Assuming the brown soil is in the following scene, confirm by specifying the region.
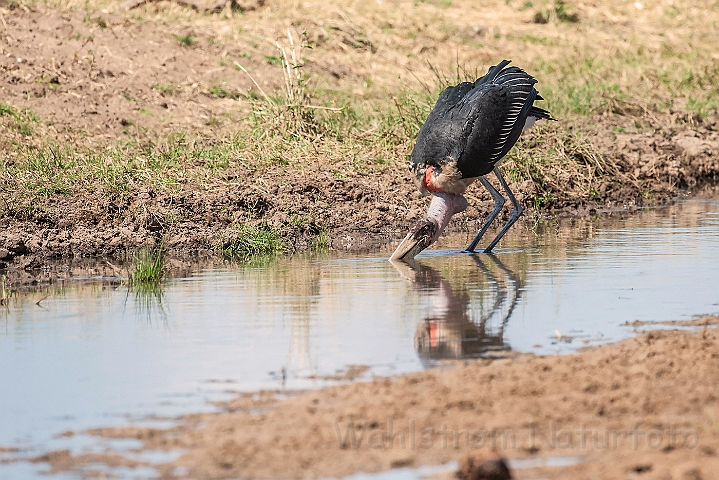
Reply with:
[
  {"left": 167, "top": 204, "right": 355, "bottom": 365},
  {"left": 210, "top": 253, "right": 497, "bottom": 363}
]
[
  {"left": 0, "top": 4, "right": 269, "bottom": 139},
  {"left": 1, "top": 1, "right": 719, "bottom": 287},
  {"left": 4, "top": 113, "right": 719, "bottom": 287},
  {"left": 31, "top": 316, "right": 719, "bottom": 479}
]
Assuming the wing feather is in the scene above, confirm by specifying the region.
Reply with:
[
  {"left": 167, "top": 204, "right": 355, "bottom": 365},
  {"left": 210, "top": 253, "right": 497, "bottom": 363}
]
[{"left": 409, "top": 60, "right": 554, "bottom": 183}]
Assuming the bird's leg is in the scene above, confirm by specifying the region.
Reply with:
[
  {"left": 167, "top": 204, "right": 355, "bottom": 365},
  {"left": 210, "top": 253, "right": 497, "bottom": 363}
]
[
  {"left": 465, "top": 177, "right": 505, "bottom": 252},
  {"left": 483, "top": 167, "right": 523, "bottom": 253}
]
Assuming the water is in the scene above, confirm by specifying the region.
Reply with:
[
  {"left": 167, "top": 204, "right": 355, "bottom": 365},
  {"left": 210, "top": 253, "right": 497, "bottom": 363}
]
[{"left": 1, "top": 197, "right": 718, "bottom": 478}]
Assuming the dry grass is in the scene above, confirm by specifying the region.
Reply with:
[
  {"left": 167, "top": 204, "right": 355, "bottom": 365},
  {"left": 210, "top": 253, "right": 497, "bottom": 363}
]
[{"left": 36, "top": 0, "right": 718, "bottom": 118}]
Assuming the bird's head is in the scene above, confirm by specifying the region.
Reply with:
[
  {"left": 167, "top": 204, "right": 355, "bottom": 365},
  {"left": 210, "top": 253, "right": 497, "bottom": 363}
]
[{"left": 390, "top": 192, "right": 468, "bottom": 261}]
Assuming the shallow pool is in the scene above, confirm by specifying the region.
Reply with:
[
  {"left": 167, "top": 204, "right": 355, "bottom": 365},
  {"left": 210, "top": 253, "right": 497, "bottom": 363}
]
[{"left": 1, "top": 197, "right": 718, "bottom": 478}]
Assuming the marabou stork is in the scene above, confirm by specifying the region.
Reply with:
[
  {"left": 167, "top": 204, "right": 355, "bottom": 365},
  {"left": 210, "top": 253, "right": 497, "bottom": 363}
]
[{"left": 390, "top": 60, "right": 554, "bottom": 261}]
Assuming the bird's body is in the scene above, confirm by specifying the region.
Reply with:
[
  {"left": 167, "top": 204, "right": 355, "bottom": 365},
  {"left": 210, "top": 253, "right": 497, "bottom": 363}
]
[
  {"left": 410, "top": 61, "right": 552, "bottom": 192},
  {"left": 391, "top": 60, "right": 553, "bottom": 260}
]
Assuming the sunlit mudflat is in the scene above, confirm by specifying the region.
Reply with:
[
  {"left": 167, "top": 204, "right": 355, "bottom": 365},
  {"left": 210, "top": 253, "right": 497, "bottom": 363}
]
[{"left": 1, "top": 198, "right": 718, "bottom": 477}]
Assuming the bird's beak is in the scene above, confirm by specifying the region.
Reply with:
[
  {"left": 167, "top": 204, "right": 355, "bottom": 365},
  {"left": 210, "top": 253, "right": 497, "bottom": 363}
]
[
  {"left": 390, "top": 193, "right": 465, "bottom": 261},
  {"left": 390, "top": 219, "right": 437, "bottom": 261}
]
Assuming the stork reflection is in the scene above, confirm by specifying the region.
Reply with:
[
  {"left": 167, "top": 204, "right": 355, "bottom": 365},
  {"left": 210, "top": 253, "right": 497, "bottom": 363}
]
[{"left": 391, "top": 255, "right": 522, "bottom": 362}]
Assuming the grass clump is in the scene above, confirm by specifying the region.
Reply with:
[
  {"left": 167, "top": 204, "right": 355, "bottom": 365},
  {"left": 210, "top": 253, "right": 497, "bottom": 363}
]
[
  {"left": 553, "top": 0, "right": 579, "bottom": 22},
  {"left": 129, "top": 248, "right": 165, "bottom": 286},
  {"left": 263, "top": 55, "right": 282, "bottom": 66},
  {"left": 240, "top": 30, "right": 352, "bottom": 141},
  {"left": 174, "top": 34, "right": 194, "bottom": 46},
  {"left": 502, "top": 124, "right": 627, "bottom": 209},
  {"left": 220, "top": 224, "right": 284, "bottom": 260},
  {"left": 126, "top": 248, "right": 166, "bottom": 320},
  {"left": 533, "top": 0, "right": 579, "bottom": 24},
  {"left": 208, "top": 83, "right": 239, "bottom": 99},
  {"left": 0, "top": 103, "right": 17, "bottom": 117},
  {"left": 151, "top": 83, "right": 175, "bottom": 95},
  {"left": 311, "top": 230, "right": 330, "bottom": 252},
  {"left": 0, "top": 102, "right": 39, "bottom": 136}
]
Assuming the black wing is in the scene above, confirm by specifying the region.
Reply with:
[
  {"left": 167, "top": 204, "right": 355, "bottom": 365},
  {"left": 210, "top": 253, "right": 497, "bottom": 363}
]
[
  {"left": 409, "top": 81, "right": 476, "bottom": 170},
  {"left": 410, "top": 60, "right": 551, "bottom": 179}
]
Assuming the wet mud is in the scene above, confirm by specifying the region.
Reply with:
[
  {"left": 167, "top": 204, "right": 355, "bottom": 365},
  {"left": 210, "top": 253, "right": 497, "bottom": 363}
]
[{"left": 2, "top": 129, "right": 718, "bottom": 289}]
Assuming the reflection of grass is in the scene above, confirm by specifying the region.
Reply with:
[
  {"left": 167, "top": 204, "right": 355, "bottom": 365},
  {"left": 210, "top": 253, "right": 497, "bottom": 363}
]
[
  {"left": 130, "top": 277, "right": 164, "bottom": 301},
  {"left": 240, "top": 254, "right": 281, "bottom": 269},
  {"left": 131, "top": 283, "right": 165, "bottom": 322},
  {"left": 0, "top": 274, "right": 11, "bottom": 307}
]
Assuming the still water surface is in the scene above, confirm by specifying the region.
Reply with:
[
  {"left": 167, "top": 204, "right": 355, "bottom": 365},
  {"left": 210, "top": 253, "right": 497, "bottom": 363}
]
[{"left": 1, "top": 198, "right": 718, "bottom": 477}]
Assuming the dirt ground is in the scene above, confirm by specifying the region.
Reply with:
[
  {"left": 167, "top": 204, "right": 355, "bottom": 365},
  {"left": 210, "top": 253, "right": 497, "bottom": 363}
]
[
  {"left": 4, "top": 113, "right": 718, "bottom": 288},
  {"left": 1, "top": 0, "right": 719, "bottom": 288},
  {"left": 26, "top": 315, "right": 719, "bottom": 479}
]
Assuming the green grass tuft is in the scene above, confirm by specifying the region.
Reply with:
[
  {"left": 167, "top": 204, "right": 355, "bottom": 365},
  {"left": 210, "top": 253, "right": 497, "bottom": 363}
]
[
  {"left": 129, "top": 248, "right": 165, "bottom": 285},
  {"left": 220, "top": 224, "right": 284, "bottom": 260},
  {"left": 208, "top": 83, "right": 239, "bottom": 99},
  {"left": 151, "top": 83, "right": 175, "bottom": 95},
  {"left": 174, "top": 34, "right": 195, "bottom": 46},
  {"left": 554, "top": 0, "right": 579, "bottom": 22},
  {"left": 0, "top": 102, "right": 39, "bottom": 135},
  {"left": 263, "top": 55, "right": 282, "bottom": 66},
  {"left": 126, "top": 250, "right": 166, "bottom": 319},
  {"left": 0, "top": 103, "right": 17, "bottom": 117},
  {"left": 533, "top": 0, "right": 579, "bottom": 24},
  {"left": 311, "top": 230, "right": 330, "bottom": 252}
]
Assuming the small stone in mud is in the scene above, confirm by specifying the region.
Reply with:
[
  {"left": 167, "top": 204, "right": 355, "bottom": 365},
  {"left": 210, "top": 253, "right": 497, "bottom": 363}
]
[
  {"left": 632, "top": 464, "right": 652, "bottom": 474},
  {"left": 457, "top": 455, "right": 512, "bottom": 480}
]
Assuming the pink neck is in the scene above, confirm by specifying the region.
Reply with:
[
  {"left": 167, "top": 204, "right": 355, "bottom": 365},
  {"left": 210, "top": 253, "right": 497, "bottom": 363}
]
[{"left": 426, "top": 193, "right": 468, "bottom": 243}]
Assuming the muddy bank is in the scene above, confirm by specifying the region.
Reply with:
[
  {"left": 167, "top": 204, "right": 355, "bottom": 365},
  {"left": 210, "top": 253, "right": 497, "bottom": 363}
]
[
  {"left": 30, "top": 316, "right": 719, "bottom": 479},
  {"left": 2, "top": 117, "right": 718, "bottom": 281},
  {"left": 2, "top": 2, "right": 719, "bottom": 286}
]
